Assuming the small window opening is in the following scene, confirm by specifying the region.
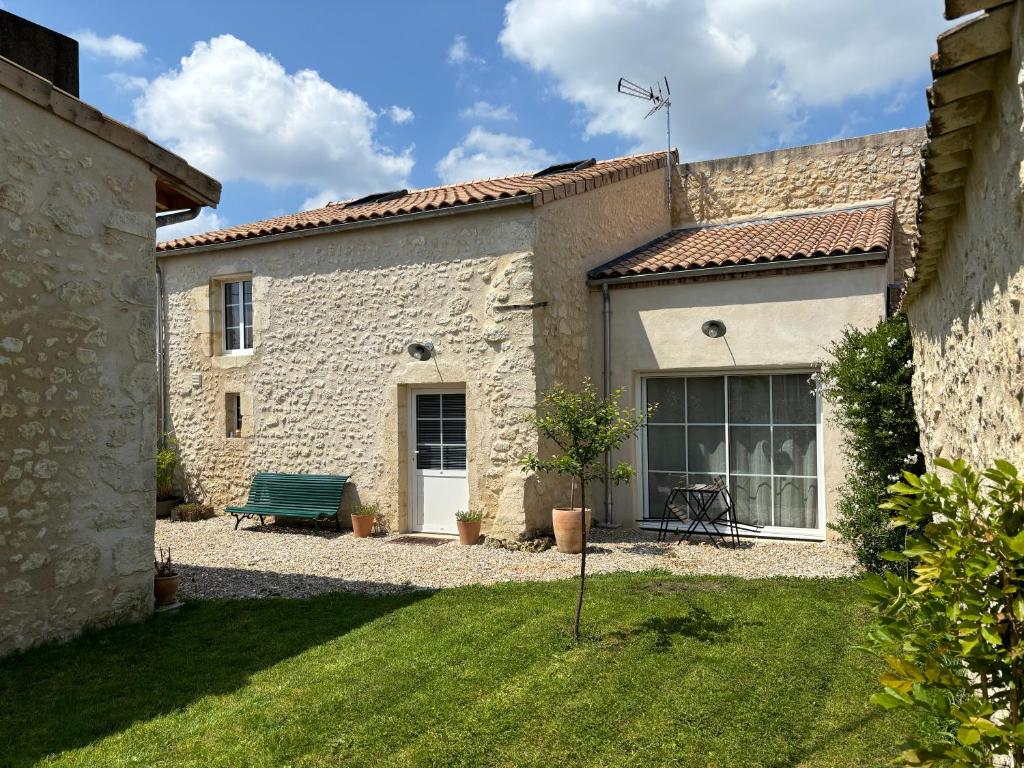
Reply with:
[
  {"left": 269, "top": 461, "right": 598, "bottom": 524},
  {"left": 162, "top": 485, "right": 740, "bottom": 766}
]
[
  {"left": 532, "top": 158, "right": 596, "bottom": 178},
  {"left": 226, "top": 393, "right": 243, "bottom": 438}
]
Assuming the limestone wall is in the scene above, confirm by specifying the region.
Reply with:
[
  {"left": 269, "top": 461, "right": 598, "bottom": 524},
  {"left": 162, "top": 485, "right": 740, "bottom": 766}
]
[
  {"left": 529, "top": 171, "right": 670, "bottom": 524},
  {"left": 674, "top": 128, "right": 926, "bottom": 276},
  {"left": 0, "top": 88, "right": 157, "bottom": 655},
  {"left": 906, "top": 4, "right": 1024, "bottom": 470},
  {"left": 160, "top": 205, "right": 544, "bottom": 538}
]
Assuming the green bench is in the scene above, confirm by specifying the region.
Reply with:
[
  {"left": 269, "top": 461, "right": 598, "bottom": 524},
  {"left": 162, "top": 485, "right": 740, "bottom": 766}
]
[{"left": 227, "top": 472, "right": 349, "bottom": 533}]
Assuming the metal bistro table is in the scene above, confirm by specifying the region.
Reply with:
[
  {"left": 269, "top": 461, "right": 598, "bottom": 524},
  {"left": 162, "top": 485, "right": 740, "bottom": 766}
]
[{"left": 657, "top": 478, "right": 762, "bottom": 548}]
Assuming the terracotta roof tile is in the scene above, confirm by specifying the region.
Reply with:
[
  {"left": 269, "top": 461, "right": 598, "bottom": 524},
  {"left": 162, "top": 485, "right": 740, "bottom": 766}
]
[
  {"left": 589, "top": 201, "right": 895, "bottom": 280},
  {"left": 158, "top": 151, "right": 670, "bottom": 253}
]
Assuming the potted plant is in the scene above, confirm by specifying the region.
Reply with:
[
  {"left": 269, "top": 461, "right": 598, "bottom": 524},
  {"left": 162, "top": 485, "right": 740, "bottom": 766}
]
[
  {"left": 156, "top": 435, "right": 183, "bottom": 519},
  {"left": 521, "top": 379, "right": 652, "bottom": 641},
  {"left": 154, "top": 547, "right": 181, "bottom": 607},
  {"left": 455, "top": 509, "right": 482, "bottom": 545},
  {"left": 350, "top": 502, "right": 378, "bottom": 538}
]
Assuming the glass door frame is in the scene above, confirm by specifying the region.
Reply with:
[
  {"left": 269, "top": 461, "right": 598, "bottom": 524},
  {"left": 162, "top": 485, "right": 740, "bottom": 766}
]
[{"left": 636, "top": 368, "right": 827, "bottom": 541}]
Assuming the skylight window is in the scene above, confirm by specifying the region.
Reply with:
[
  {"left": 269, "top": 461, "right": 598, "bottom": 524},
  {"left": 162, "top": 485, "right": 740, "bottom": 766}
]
[
  {"left": 532, "top": 158, "right": 596, "bottom": 179},
  {"left": 342, "top": 189, "right": 409, "bottom": 209}
]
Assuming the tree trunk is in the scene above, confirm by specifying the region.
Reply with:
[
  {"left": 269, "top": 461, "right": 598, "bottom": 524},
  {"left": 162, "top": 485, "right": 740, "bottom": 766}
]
[{"left": 573, "top": 478, "right": 587, "bottom": 642}]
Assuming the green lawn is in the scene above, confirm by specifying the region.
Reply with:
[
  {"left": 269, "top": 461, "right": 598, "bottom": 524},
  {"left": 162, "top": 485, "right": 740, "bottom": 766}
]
[{"left": 1, "top": 573, "right": 925, "bottom": 768}]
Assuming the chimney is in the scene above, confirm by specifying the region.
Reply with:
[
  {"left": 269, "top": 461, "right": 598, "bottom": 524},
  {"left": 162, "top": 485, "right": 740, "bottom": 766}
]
[{"left": 0, "top": 10, "right": 79, "bottom": 96}]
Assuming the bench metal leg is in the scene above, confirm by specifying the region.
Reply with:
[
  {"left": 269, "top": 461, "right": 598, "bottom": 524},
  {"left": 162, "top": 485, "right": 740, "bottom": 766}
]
[
  {"left": 234, "top": 514, "right": 242, "bottom": 530},
  {"left": 258, "top": 515, "right": 265, "bottom": 527}
]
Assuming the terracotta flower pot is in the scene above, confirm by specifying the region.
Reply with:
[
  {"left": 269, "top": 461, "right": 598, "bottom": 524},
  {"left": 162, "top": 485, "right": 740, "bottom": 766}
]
[
  {"left": 154, "top": 574, "right": 181, "bottom": 607},
  {"left": 457, "top": 519, "right": 481, "bottom": 545},
  {"left": 351, "top": 513, "right": 375, "bottom": 538},
  {"left": 552, "top": 507, "right": 592, "bottom": 554}
]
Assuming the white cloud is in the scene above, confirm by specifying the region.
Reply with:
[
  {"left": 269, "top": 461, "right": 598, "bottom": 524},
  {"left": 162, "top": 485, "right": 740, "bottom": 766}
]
[
  {"left": 300, "top": 189, "right": 341, "bottom": 210},
  {"left": 157, "top": 208, "right": 226, "bottom": 241},
  {"left": 499, "top": 0, "right": 948, "bottom": 158},
  {"left": 106, "top": 72, "right": 147, "bottom": 93},
  {"left": 460, "top": 101, "right": 517, "bottom": 121},
  {"left": 436, "top": 126, "right": 556, "bottom": 183},
  {"left": 447, "top": 34, "right": 484, "bottom": 65},
  {"left": 74, "top": 30, "right": 146, "bottom": 61},
  {"left": 383, "top": 105, "right": 415, "bottom": 124},
  {"left": 131, "top": 35, "right": 412, "bottom": 201}
]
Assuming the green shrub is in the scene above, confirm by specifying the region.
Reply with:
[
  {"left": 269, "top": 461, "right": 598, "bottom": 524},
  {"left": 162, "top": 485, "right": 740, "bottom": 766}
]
[
  {"left": 865, "top": 458, "right": 1024, "bottom": 767},
  {"left": 455, "top": 510, "right": 483, "bottom": 522},
  {"left": 170, "top": 503, "right": 215, "bottom": 522},
  {"left": 156, "top": 435, "right": 179, "bottom": 500},
  {"left": 817, "top": 313, "right": 923, "bottom": 572}
]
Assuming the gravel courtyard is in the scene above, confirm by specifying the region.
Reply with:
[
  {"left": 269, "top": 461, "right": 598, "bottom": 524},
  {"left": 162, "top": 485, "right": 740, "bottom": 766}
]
[{"left": 156, "top": 516, "right": 858, "bottom": 599}]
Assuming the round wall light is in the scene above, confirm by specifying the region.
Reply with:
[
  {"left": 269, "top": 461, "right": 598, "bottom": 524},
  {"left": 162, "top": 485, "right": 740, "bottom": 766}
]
[
  {"left": 407, "top": 341, "right": 435, "bottom": 361},
  {"left": 701, "top": 320, "right": 727, "bottom": 339}
]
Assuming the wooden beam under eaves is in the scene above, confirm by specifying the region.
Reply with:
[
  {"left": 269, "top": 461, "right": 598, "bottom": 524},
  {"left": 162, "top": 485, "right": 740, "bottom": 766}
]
[
  {"left": 934, "top": 3, "right": 1014, "bottom": 74},
  {"left": 929, "top": 55, "right": 999, "bottom": 107},
  {"left": 945, "top": 0, "right": 1014, "bottom": 21}
]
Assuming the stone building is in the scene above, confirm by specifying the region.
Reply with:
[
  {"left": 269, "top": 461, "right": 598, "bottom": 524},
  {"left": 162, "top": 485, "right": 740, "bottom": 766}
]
[
  {"left": 158, "top": 128, "right": 922, "bottom": 542},
  {"left": 904, "top": 0, "right": 1024, "bottom": 470},
  {"left": 0, "top": 16, "right": 220, "bottom": 656}
]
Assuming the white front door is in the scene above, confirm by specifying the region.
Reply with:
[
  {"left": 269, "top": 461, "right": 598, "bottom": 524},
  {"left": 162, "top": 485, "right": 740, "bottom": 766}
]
[{"left": 410, "top": 390, "right": 467, "bottom": 534}]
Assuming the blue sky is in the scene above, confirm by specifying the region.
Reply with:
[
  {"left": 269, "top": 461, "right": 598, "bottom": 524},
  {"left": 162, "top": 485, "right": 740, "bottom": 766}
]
[{"left": 14, "top": 1, "right": 950, "bottom": 239}]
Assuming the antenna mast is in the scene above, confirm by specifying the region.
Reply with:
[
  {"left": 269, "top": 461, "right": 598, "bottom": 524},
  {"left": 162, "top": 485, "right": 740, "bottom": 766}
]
[{"left": 617, "top": 76, "right": 673, "bottom": 211}]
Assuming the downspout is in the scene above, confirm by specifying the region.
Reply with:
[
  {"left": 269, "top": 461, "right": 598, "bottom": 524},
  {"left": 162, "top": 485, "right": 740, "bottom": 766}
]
[
  {"left": 154, "top": 208, "right": 201, "bottom": 444},
  {"left": 602, "top": 283, "right": 615, "bottom": 527}
]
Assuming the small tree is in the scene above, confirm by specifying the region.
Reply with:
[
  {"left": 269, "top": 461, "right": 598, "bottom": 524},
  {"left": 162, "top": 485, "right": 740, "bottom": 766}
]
[
  {"left": 521, "top": 379, "right": 652, "bottom": 642},
  {"left": 865, "top": 458, "right": 1024, "bottom": 767},
  {"left": 817, "top": 313, "right": 924, "bottom": 572}
]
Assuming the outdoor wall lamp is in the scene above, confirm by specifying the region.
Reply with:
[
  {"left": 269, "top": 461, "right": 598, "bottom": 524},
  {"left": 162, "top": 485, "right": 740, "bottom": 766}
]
[
  {"left": 701, "top": 320, "right": 727, "bottom": 339},
  {"left": 407, "top": 341, "right": 435, "bottom": 361}
]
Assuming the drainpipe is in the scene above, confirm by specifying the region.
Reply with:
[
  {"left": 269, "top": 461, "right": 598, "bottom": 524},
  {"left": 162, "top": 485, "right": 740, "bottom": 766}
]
[
  {"left": 602, "top": 283, "right": 615, "bottom": 527},
  {"left": 154, "top": 208, "right": 200, "bottom": 444}
]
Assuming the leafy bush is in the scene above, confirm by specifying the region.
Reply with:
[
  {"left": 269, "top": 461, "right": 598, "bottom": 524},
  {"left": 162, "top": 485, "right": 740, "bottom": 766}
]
[
  {"left": 865, "top": 458, "right": 1024, "bottom": 767},
  {"left": 817, "top": 313, "right": 923, "bottom": 572},
  {"left": 156, "top": 435, "right": 179, "bottom": 500},
  {"left": 455, "top": 510, "right": 483, "bottom": 522},
  {"left": 170, "top": 503, "right": 215, "bottom": 522}
]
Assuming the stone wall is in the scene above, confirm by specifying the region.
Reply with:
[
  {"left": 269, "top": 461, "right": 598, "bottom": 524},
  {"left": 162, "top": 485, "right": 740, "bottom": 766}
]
[
  {"left": 674, "top": 128, "right": 926, "bottom": 276},
  {"left": 906, "top": 4, "right": 1024, "bottom": 470},
  {"left": 0, "top": 88, "right": 157, "bottom": 655},
  {"left": 529, "top": 171, "right": 670, "bottom": 524},
  {"left": 161, "top": 205, "right": 545, "bottom": 539}
]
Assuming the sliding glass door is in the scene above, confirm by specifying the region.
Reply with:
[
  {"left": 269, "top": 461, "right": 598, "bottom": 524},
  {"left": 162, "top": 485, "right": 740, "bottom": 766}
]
[{"left": 642, "top": 373, "right": 822, "bottom": 538}]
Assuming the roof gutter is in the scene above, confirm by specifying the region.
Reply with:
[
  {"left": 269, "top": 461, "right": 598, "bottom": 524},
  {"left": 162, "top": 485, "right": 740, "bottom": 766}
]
[
  {"left": 587, "top": 251, "right": 889, "bottom": 288},
  {"left": 156, "top": 195, "right": 533, "bottom": 258},
  {"left": 155, "top": 207, "right": 201, "bottom": 229}
]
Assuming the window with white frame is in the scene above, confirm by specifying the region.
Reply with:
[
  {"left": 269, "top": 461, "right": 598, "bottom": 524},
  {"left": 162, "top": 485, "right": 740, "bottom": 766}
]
[
  {"left": 222, "top": 279, "right": 252, "bottom": 353},
  {"left": 642, "top": 373, "right": 821, "bottom": 535}
]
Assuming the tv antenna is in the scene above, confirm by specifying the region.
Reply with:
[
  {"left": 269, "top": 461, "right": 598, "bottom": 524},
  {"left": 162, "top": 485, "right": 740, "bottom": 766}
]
[{"left": 618, "top": 76, "right": 673, "bottom": 210}]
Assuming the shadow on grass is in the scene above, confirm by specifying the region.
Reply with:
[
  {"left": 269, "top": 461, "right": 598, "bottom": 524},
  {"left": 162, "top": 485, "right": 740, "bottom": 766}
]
[
  {"left": 0, "top": 573, "right": 428, "bottom": 768},
  {"left": 605, "top": 606, "right": 760, "bottom": 650}
]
